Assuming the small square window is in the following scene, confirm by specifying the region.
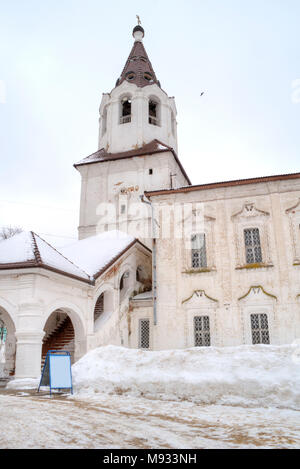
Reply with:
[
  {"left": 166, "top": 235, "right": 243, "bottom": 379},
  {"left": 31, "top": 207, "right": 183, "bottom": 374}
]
[{"left": 149, "top": 169, "right": 153, "bottom": 175}]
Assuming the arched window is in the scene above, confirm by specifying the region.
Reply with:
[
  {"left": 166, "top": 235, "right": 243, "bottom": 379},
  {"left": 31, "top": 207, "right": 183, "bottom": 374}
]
[
  {"left": 148, "top": 98, "right": 160, "bottom": 126},
  {"left": 94, "top": 293, "right": 104, "bottom": 322},
  {"left": 136, "top": 266, "right": 143, "bottom": 282},
  {"left": 120, "top": 271, "right": 130, "bottom": 302},
  {"left": 120, "top": 271, "right": 130, "bottom": 291},
  {"left": 120, "top": 96, "right": 132, "bottom": 124},
  {"left": 93, "top": 291, "right": 114, "bottom": 331}
]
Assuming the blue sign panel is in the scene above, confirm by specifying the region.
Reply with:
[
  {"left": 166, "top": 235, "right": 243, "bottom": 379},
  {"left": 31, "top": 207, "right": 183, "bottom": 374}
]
[{"left": 38, "top": 350, "right": 73, "bottom": 395}]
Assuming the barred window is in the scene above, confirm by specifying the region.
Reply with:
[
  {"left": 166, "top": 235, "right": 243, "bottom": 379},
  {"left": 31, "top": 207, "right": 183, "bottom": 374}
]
[
  {"left": 139, "top": 319, "right": 150, "bottom": 349},
  {"left": 191, "top": 233, "right": 207, "bottom": 268},
  {"left": 194, "top": 315, "right": 210, "bottom": 347},
  {"left": 244, "top": 228, "right": 262, "bottom": 264},
  {"left": 250, "top": 313, "right": 270, "bottom": 344}
]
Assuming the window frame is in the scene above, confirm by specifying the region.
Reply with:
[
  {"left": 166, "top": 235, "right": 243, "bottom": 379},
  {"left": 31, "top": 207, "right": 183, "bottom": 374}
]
[
  {"left": 193, "top": 315, "right": 211, "bottom": 347},
  {"left": 119, "top": 96, "right": 132, "bottom": 124},
  {"left": 191, "top": 233, "right": 207, "bottom": 269},
  {"left": 148, "top": 97, "right": 160, "bottom": 126},
  {"left": 139, "top": 318, "right": 150, "bottom": 349},
  {"left": 244, "top": 227, "right": 263, "bottom": 264},
  {"left": 250, "top": 313, "right": 270, "bottom": 344}
]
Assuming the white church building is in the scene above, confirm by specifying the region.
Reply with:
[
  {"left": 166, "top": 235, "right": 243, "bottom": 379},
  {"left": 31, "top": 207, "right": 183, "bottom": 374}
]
[{"left": 1, "top": 23, "right": 300, "bottom": 380}]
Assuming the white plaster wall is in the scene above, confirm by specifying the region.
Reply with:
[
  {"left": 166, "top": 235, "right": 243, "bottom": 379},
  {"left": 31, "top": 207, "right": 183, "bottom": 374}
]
[
  {"left": 0, "top": 244, "right": 152, "bottom": 378},
  {"left": 91, "top": 246, "right": 152, "bottom": 349},
  {"left": 129, "top": 300, "right": 153, "bottom": 349},
  {"left": 150, "top": 178, "right": 300, "bottom": 349},
  {"left": 77, "top": 151, "right": 188, "bottom": 242}
]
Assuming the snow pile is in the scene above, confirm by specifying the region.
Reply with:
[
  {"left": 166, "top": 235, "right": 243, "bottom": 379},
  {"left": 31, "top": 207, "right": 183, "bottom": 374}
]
[
  {"left": 72, "top": 344, "right": 300, "bottom": 410},
  {"left": 6, "top": 378, "right": 39, "bottom": 390}
]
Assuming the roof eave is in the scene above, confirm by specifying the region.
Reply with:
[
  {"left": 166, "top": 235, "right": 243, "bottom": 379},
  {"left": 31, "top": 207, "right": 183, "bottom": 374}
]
[
  {"left": 93, "top": 238, "right": 152, "bottom": 281},
  {"left": 145, "top": 172, "right": 300, "bottom": 197},
  {"left": 0, "top": 262, "right": 92, "bottom": 285}
]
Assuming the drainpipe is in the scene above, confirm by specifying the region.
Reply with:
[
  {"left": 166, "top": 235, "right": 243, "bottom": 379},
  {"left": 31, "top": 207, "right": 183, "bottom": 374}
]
[{"left": 140, "top": 195, "right": 157, "bottom": 325}]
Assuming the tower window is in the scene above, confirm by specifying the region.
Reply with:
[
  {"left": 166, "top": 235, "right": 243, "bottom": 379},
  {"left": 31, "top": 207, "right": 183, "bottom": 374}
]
[
  {"left": 144, "top": 72, "right": 153, "bottom": 82},
  {"left": 149, "top": 168, "right": 153, "bottom": 175},
  {"left": 244, "top": 228, "right": 262, "bottom": 264},
  {"left": 149, "top": 99, "right": 159, "bottom": 126},
  {"left": 120, "top": 97, "right": 132, "bottom": 124},
  {"left": 126, "top": 71, "right": 135, "bottom": 81}
]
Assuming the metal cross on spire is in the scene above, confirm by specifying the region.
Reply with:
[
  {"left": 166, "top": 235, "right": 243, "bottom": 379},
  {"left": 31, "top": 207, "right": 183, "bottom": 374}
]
[{"left": 136, "top": 15, "right": 141, "bottom": 25}]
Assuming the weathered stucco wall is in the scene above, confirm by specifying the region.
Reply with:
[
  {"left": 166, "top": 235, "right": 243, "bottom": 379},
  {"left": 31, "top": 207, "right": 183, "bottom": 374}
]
[{"left": 147, "top": 178, "right": 300, "bottom": 349}]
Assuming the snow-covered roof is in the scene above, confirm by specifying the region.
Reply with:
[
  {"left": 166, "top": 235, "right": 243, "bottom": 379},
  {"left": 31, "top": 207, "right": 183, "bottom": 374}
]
[
  {"left": 0, "top": 230, "right": 149, "bottom": 284},
  {"left": 0, "top": 231, "right": 90, "bottom": 281},
  {"left": 60, "top": 230, "right": 137, "bottom": 278}
]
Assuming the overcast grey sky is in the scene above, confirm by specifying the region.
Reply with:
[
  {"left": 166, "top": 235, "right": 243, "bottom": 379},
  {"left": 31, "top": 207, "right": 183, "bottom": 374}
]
[{"left": 0, "top": 0, "right": 299, "bottom": 246}]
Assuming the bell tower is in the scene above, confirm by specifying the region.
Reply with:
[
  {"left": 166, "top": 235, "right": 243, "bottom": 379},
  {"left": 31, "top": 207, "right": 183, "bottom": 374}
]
[
  {"left": 75, "top": 23, "right": 190, "bottom": 241},
  {"left": 98, "top": 24, "right": 178, "bottom": 154}
]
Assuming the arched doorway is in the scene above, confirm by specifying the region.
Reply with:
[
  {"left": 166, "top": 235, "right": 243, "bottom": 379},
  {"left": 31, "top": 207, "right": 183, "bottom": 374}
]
[
  {"left": 0, "top": 306, "right": 16, "bottom": 378},
  {"left": 42, "top": 309, "right": 75, "bottom": 368},
  {"left": 94, "top": 290, "right": 114, "bottom": 332}
]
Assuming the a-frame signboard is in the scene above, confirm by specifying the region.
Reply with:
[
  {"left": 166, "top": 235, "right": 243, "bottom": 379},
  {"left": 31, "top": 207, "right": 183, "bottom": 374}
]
[{"left": 38, "top": 350, "right": 73, "bottom": 396}]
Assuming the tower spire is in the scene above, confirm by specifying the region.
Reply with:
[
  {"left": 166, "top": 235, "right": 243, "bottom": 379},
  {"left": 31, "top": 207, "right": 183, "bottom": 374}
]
[{"left": 115, "top": 23, "right": 160, "bottom": 89}]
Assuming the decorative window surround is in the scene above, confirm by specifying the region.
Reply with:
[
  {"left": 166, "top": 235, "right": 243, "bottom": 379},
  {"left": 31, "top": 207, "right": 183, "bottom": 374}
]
[
  {"left": 231, "top": 202, "right": 272, "bottom": 268},
  {"left": 235, "top": 263, "right": 274, "bottom": 271},
  {"left": 181, "top": 210, "right": 216, "bottom": 273},
  {"left": 238, "top": 286, "right": 276, "bottom": 344},
  {"left": 286, "top": 198, "right": 300, "bottom": 265},
  {"left": 182, "top": 290, "right": 218, "bottom": 347}
]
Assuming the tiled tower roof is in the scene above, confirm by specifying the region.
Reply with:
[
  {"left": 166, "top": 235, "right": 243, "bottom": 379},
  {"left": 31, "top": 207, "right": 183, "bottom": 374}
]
[{"left": 116, "top": 25, "right": 160, "bottom": 89}]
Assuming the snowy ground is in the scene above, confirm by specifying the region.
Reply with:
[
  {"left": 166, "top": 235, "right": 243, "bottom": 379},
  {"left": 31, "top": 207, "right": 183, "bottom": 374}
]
[
  {"left": 1, "top": 344, "right": 300, "bottom": 449},
  {"left": 1, "top": 389, "right": 300, "bottom": 449}
]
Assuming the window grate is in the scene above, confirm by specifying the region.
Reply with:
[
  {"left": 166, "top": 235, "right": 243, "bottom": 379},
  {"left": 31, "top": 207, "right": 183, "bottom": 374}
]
[
  {"left": 139, "top": 319, "right": 150, "bottom": 349},
  {"left": 244, "top": 228, "right": 262, "bottom": 264},
  {"left": 194, "top": 316, "right": 210, "bottom": 347},
  {"left": 191, "top": 233, "right": 207, "bottom": 268},
  {"left": 250, "top": 313, "right": 270, "bottom": 344}
]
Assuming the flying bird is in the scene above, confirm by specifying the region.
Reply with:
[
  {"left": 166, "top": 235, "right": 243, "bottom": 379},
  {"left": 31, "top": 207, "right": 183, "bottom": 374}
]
[{"left": 200, "top": 92, "right": 205, "bottom": 96}]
